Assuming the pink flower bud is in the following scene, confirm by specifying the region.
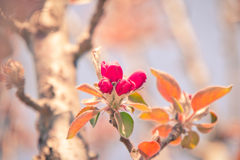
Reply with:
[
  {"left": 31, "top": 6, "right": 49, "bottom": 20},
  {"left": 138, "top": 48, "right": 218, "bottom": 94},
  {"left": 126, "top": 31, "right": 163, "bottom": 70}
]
[
  {"left": 101, "top": 61, "right": 123, "bottom": 82},
  {"left": 128, "top": 70, "right": 147, "bottom": 89},
  {"left": 98, "top": 78, "right": 113, "bottom": 94},
  {"left": 115, "top": 79, "right": 136, "bottom": 96}
]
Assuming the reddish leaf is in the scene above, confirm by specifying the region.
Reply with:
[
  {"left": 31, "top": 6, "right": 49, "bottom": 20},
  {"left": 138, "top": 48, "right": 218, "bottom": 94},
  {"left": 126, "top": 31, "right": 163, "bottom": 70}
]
[
  {"left": 76, "top": 83, "right": 103, "bottom": 98},
  {"left": 196, "top": 111, "right": 218, "bottom": 134},
  {"left": 191, "top": 85, "right": 232, "bottom": 112},
  {"left": 152, "top": 125, "right": 172, "bottom": 138},
  {"left": 81, "top": 97, "right": 102, "bottom": 106},
  {"left": 170, "top": 136, "right": 181, "bottom": 145},
  {"left": 76, "top": 106, "right": 98, "bottom": 118},
  {"left": 139, "top": 108, "right": 169, "bottom": 124},
  {"left": 67, "top": 110, "right": 100, "bottom": 139},
  {"left": 138, "top": 141, "right": 161, "bottom": 160},
  {"left": 150, "top": 68, "right": 181, "bottom": 103},
  {"left": 128, "top": 102, "right": 151, "bottom": 112}
]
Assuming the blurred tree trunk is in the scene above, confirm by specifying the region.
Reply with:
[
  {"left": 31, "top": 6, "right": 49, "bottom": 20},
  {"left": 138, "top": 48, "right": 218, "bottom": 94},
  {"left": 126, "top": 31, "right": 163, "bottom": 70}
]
[{"left": 0, "top": 0, "right": 106, "bottom": 159}]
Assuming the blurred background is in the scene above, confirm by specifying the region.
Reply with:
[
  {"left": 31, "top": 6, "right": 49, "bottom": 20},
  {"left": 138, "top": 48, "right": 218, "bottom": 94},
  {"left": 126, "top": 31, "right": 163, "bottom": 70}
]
[{"left": 0, "top": 0, "right": 239, "bottom": 159}]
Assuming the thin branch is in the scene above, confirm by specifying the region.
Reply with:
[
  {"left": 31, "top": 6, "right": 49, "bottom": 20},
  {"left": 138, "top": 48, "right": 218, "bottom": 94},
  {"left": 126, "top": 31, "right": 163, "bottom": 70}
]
[
  {"left": 73, "top": 0, "right": 107, "bottom": 64},
  {"left": 109, "top": 108, "right": 183, "bottom": 160},
  {"left": 160, "top": 123, "right": 183, "bottom": 151},
  {"left": 15, "top": 80, "right": 43, "bottom": 113},
  {"left": 108, "top": 109, "right": 142, "bottom": 160}
]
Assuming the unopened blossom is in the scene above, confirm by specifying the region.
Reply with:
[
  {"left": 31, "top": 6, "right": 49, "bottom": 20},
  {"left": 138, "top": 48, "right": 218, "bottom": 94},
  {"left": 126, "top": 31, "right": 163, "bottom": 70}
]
[
  {"left": 101, "top": 61, "right": 123, "bottom": 82},
  {"left": 128, "top": 70, "right": 147, "bottom": 89},
  {"left": 98, "top": 77, "right": 113, "bottom": 94},
  {"left": 115, "top": 79, "right": 136, "bottom": 96}
]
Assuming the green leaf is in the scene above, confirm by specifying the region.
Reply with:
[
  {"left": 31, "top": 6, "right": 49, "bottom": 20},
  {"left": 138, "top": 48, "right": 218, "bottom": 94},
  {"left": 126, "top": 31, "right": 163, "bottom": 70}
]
[
  {"left": 171, "top": 97, "right": 184, "bottom": 113},
  {"left": 114, "top": 112, "right": 134, "bottom": 138},
  {"left": 90, "top": 112, "right": 100, "bottom": 128},
  {"left": 181, "top": 131, "right": 199, "bottom": 149},
  {"left": 128, "top": 92, "right": 148, "bottom": 106}
]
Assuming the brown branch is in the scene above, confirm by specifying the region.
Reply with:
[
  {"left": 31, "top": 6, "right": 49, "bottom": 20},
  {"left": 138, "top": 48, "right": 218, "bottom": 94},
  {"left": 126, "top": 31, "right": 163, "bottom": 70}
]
[
  {"left": 108, "top": 109, "right": 142, "bottom": 160},
  {"left": 73, "top": 0, "right": 107, "bottom": 64},
  {"left": 15, "top": 80, "right": 43, "bottom": 113},
  {"left": 109, "top": 108, "right": 183, "bottom": 160},
  {"left": 159, "top": 123, "right": 183, "bottom": 151}
]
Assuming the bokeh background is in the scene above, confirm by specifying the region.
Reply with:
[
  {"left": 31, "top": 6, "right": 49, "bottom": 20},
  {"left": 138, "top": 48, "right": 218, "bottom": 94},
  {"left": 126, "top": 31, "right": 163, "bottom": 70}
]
[{"left": 0, "top": 0, "right": 240, "bottom": 159}]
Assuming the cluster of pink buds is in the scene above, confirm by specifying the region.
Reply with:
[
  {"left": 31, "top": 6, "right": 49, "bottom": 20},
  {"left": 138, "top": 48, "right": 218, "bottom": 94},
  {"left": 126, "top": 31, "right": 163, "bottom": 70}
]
[{"left": 98, "top": 61, "right": 146, "bottom": 96}]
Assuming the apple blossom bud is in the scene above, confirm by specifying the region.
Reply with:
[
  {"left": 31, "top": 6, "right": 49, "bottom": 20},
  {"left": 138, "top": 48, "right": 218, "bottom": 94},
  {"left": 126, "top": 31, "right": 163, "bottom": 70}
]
[
  {"left": 101, "top": 61, "right": 123, "bottom": 82},
  {"left": 115, "top": 79, "right": 135, "bottom": 96},
  {"left": 128, "top": 70, "right": 147, "bottom": 89},
  {"left": 98, "top": 78, "right": 113, "bottom": 94}
]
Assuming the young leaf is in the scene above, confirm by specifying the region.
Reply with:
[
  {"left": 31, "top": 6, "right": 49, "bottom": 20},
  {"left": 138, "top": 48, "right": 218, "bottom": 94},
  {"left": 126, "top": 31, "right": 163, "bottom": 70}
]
[
  {"left": 128, "top": 102, "right": 151, "bottom": 112},
  {"left": 67, "top": 110, "right": 100, "bottom": 139},
  {"left": 150, "top": 68, "right": 181, "bottom": 103},
  {"left": 90, "top": 112, "right": 100, "bottom": 128},
  {"left": 139, "top": 108, "right": 169, "bottom": 124},
  {"left": 126, "top": 106, "right": 135, "bottom": 114},
  {"left": 191, "top": 85, "right": 232, "bottom": 112},
  {"left": 81, "top": 97, "right": 102, "bottom": 106},
  {"left": 171, "top": 97, "right": 184, "bottom": 113},
  {"left": 181, "top": 131, "right": 199, "bottom": 149},
  {"left": 170, "top": 136, "right": 181, "bottom": 146},
  {"left": 76, "top": 106, "right": 98, "bottom": 118},
  {"left": 196, "top": 111, "right": 218, "bottom": 134},
  {"left": 152, "top": 125, "right": 172, "bottom": 138},
  {"left": 76, "top": 83, "right": 103, "bottom": 98},
  {"left": 128, "top": 92, "right": 148, "bottom": 106},
  {"left": 138, "top": 141, "right": 161, "bottom": 160},
  {"left": 189, "top": 107, "right": 209, "bottom": 122},
  {"left": 114, "top": 112, "right": 134, "bottom": 138}
]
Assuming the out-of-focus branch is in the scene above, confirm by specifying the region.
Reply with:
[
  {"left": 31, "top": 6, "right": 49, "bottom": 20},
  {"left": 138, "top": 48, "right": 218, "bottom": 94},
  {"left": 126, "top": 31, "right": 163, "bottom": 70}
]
[
  {"left": 15, "top": 80, "right": 43, "bottom": 113},
  {"left": 161, "top": 0, "right": 209, "bottom": 89},
  {"left": 221, "top": 0, "right": 240, "bottom": 117},
  {"left": 73, "top": 0, "right": 107, "bottom": 64}
]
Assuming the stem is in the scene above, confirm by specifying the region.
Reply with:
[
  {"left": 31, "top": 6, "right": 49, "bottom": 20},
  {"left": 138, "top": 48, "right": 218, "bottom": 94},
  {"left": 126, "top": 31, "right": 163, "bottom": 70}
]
[{"left": 160, "top": 123, "right": 183, "bottom": 151}]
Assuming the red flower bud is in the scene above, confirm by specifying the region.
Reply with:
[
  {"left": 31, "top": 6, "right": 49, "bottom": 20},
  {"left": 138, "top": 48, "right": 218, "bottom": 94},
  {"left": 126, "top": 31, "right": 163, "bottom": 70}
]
[
  {"left": 115, "top": 79, "right": 136, "bottom": 96},
  {"left": 128, "top": 70, "right": 147, "bottom": 89},
  {"left": 98, "top": 78, "right": 113, "bottom": 94},
  {"left": 101, "top": 61, "right": 123, "bottom": 82}
]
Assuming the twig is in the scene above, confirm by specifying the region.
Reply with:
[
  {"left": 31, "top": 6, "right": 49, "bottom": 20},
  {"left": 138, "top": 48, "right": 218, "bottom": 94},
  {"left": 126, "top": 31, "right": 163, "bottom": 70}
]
[
  {"left": 73, "top": 0, "right": 107, "bottom": 64},
  {"left": 108, "top": 109, "right": 142, "bottom": 160},
  {"left": 109, "top": 109, "right": 183, "bottom": 160},
  {"left": 15, "top": 80, "right": 43, "bottom": 113},
  {"left": 160, "top": 123, "right": 183, "bottom": 151}
]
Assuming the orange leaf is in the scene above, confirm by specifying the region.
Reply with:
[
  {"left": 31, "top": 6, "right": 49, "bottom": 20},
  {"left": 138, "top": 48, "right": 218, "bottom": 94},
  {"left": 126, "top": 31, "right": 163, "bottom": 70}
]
[
  {"left": 152, "top": 125, "right": 172, "bottom": 138},
  {"left": 76, "top": 83, "right": 103, "bottom": 98},
  {"left": 138, "top": 141, "right": 161, "bottom": 160},
  {"left": 170, "top": 136, "right": 181, "bottom": 145},
  {"left": 139, "top": 108, "right": 169, "bottom": 124},
  {"left": 196, "top": 111, "right": 218, "bottom": 134},
  {"left": 128, "top": 102, "right": 151, "bottom": 112},
  {"left": 76, "top": 106, "right": 98, "bottom": 118},
  {"left": 67, "top": 110, "right": 100, "bottom": 139},
  {"left": 81, "top": 97, "right": 102, "bottom": 106},
  {"left": 191, "top": 85, "right": 232, "bottom": 112},
  {"left": 150, "top": 68, "right": 181, "bottom": 103}
]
